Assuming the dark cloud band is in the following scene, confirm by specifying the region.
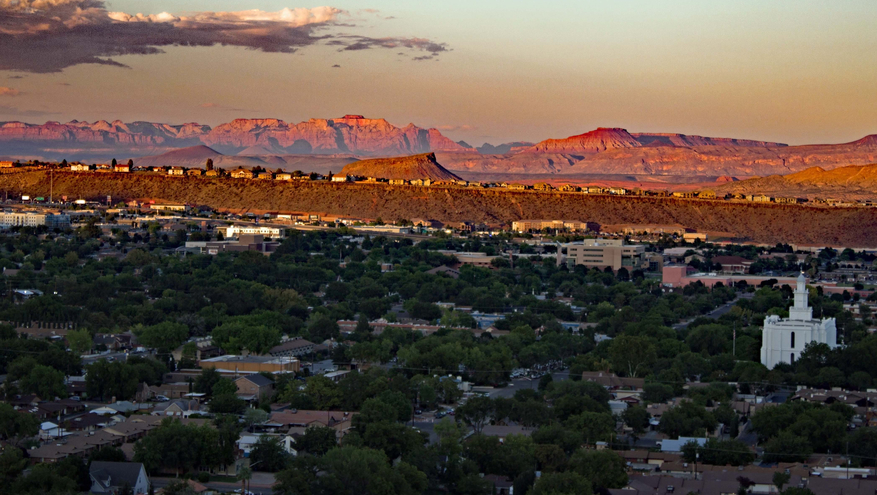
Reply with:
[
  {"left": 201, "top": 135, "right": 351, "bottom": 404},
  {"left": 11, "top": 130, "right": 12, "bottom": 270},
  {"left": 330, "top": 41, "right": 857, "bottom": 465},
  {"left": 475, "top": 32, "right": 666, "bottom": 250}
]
[{"left": 0, "top": 1, "right": 449, "bottom": 73}]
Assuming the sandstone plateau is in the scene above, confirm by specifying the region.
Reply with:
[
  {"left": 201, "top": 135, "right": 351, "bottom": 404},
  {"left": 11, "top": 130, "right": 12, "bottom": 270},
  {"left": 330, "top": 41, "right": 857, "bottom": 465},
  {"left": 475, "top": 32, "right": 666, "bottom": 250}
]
[{"left": 1, "top": 170, "right": 876, "bottom": 247}]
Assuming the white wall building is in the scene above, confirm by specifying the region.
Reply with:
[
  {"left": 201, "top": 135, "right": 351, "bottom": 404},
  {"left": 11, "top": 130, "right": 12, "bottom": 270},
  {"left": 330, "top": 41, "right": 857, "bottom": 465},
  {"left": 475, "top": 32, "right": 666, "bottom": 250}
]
[
  {"left": 0, "top": 211, "right": 70, "bottom": 229},
  {"left": 760, "top": 273, "right": 837, "bottom": 369},
  {"left": 223, "top": 225, "right": 284, "bottom": 238}
]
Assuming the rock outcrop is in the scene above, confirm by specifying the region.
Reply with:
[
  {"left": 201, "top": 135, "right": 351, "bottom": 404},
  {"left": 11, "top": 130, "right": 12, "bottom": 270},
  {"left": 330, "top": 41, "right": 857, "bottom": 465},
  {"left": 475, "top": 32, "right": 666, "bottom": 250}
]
[{"left": 340, "top": 153, "right": 461, "bottom": 181}]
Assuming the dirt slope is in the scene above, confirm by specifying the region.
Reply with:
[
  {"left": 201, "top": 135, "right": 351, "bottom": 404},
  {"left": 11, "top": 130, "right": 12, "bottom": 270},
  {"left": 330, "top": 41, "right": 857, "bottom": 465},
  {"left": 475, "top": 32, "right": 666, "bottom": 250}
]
[{"left": 3, "top": 171, "right": 876, "bottom": 246}]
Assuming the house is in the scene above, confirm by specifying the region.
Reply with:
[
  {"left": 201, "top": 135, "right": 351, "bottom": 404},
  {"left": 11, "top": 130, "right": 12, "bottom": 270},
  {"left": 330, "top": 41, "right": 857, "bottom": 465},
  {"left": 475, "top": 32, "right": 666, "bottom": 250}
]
[
  {"left": 331, "top": 175, "right": 352, "bottom": 182},
  {"left": 710, "top": 255, "right": 752, "bottom": 274},
  {"left": 70, "top": 164, "right": 94, "bottom": 172},
  {"left": 235, "top": 375, "right": 275, "bottom": 401},
  {"left": 113, "top": 164, "right": 131, "bottom": 173},
  {"left": 186, "top": 168, "right": 203, "bottom": 176},
  {"left": 268, "top": 338, "right": 315, "bottom": 358},
  {"left": 230, "top": 168, "right": 254, "bottom": 179},
  {"left": 89, "top": 461, "right": 150, "bottom": 495},
  {"left": 256, "top": 172, "right": 274, "bottom": 180},
  {"left": 275, "top": 173, "right": 292, "bottom": 181},
  {"left": 268, "top": 410, "right": 355, "bottom": 437},
  {"left": 151, "top": 399, "right": 200, "bottom": 417},
  {"left": 205, "top": 169, "right": 221, "bottom": 177},
  {"left": 506, "top": 183, "right": 530, "bottom": 190},
  {"left": 389, "top": 179, "right": 407, "bottom": 185},
  {"left": 581, "top": 371, "right": 644, "bottom": 391},
  {"left": 168, "top": 167, "right": 185, "bottom": 176},
  {"left": 410, "top": 178, "right": 432, "bottom": 186},
  {"left": 533, "top": 183, "right": 553, "bottom": 191}
]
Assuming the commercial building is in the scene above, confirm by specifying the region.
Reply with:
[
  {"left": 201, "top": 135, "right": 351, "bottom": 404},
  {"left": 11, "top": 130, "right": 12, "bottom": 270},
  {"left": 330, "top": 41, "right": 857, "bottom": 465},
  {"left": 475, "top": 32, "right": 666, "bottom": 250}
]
[
  {"left": 761, "top": 274, "right": 837, "bottom": 369},
  {"left": 557, "top": 239, "right": 647, "bottom": 271},
  {"left": 185, "top": 234, "right": 279, "bottom": 255},
  {"left": 199, "top": 355, "right": 300, "bottom": 374},
  {"left": 151, "top": 204, "right": 190, "bottom": 213},
  {"left": 0, "top": 211, "right": 70, "bottom": 229},
  {"left": 511, "top": 219, "right": 597, "bottom": 233},
  {"left": 223, "top": 225, "right": 284, "bottom": 238}
]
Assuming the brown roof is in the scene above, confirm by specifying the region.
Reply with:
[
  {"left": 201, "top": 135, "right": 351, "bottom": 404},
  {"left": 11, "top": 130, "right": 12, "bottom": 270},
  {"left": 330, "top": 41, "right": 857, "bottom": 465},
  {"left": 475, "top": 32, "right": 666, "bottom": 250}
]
[
  {"left": 269, "top": 410, "right": 353, "bottom": 429},
  {"left": 581, "top": 371, "right": 645, "bottom": 390}
]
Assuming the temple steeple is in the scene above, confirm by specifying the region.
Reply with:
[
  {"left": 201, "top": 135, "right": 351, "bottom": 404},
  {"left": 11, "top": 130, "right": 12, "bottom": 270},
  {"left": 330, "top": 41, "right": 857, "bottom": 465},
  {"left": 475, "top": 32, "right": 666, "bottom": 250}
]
[{"left": 789, "top": 273, "right": 813, "bottom": 321}]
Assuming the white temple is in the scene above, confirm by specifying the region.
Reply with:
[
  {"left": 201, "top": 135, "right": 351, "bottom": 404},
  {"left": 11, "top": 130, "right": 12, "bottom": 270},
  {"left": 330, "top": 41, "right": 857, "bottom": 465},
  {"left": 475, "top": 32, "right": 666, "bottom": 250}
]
[{"left": 760, "top": 273, "right": 837, "bottom": 369}]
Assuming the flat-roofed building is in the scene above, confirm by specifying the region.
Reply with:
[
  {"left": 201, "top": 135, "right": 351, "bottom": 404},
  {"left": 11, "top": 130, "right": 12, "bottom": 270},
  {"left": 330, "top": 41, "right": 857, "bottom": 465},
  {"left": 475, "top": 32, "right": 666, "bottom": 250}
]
[
  {"left": 199, "top": 354, "right": 299, "bottom": 373},
  {"left": 151, "top": 204, "right": 190, "bottom": 213},
  {"left": 558, "top": 238, "right": 647, "bottom": 271},
  {"left": 224, "top": 225, "right": 284, "bottom": 238},
  {"left": 512, "top": 219, "right": 595, "bottom": 233},
  {"left": 0, "top": 211, "right": 70, "bottom": 229}
]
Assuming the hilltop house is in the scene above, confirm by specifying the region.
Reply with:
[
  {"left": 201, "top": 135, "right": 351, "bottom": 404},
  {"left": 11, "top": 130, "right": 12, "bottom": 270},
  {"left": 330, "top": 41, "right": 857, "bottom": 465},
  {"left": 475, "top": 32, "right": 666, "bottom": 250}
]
[{"left": 230, "top": 168, "right": 254, "bottom": 179}]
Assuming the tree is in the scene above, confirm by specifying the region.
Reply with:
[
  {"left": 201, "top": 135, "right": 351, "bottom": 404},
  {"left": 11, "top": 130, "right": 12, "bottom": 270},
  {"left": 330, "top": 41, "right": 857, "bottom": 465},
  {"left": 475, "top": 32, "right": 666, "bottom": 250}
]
[
  {"left": 205, "top": 158, "right": 214, "bottom": 171},
  {"left": 135, "top": 322, "right": 188, "bottom": 350},
  {"left": 209, "top": 394, "right": 246, "bottom": 415},
  {"left": 538, "top": 373, "right": 554, "bottom": 391},
  {"left": 66, "top": 328, "right": 92, "bottom": 354},
  {"left": 682, "top": 438, "right": 754, "bottom": 466},
  {"left": 0, "top": 404, "right": 38, "bottom": 442},
  {"left": 773, "top": 471, "right": 791, "bottom": 492},
  {"left": 622, "top": 405, "right": 651, "bottom": 440},
  {"left": 658, "top": 401, "right": 717, "bottom": 438},
  {"left": 569, "top": 449, "right": 628, "bottom": 491},
  {"left": 236, "top": 465, "right": 252, "bottom": 495},
  {"left": 457, "top": 396, "right": 494, "bottom": 434},
  {"left": 85, "top": 360, "right": 138, "bottom": 401},
  {"left": 530, "top": 471, "right": 593, "bottom": 495},
  {"left": 212, "top": 378, "right": 237, "bottom": 397},
  {"left": 762, "top": 432, "right": 812, "bottom": 463},
  {"left": 194, "top": 367, "right": 221, "bottom": 395},
  {"left": 250, "top": 436, "right": 290, "bottom": 472},
  {"left": 0, "top": 447, "right": 27, "bottom": 486},
  {"left": 244, "top": 408, "right": 269, "bottom": 431},
  {"left": 609, "top": 335, "right": 657, "bottom": 377},
  {"left": 294, "top": 425, "right": 337, "bottom": 456},
  {"left": 19, "top": 364, "right": 67, "bottom": 399}
]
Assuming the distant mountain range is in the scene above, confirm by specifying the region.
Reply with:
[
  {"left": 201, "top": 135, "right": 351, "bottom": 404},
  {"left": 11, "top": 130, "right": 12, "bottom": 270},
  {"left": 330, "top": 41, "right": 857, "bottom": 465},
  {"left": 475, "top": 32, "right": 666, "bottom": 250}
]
[
  {"left": 0, "top": 115, "right": 470, "bottom": 160},
  {"left": 2, "top": 116, "right": 876, "bottom": 179}
]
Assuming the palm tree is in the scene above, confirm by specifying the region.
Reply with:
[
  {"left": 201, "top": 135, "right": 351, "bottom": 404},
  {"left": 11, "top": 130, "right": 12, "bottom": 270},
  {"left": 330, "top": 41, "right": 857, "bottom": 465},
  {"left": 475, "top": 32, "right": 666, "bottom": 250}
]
[{"left": 237, "top": 465, "right": 252, "bottom": 494}]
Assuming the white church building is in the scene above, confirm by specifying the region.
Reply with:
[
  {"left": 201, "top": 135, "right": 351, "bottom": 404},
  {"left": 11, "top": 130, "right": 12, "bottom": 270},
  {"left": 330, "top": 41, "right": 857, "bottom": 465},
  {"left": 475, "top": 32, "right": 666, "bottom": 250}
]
[{"left": 760, "top": 273, "right": 837, "bottom": 369}]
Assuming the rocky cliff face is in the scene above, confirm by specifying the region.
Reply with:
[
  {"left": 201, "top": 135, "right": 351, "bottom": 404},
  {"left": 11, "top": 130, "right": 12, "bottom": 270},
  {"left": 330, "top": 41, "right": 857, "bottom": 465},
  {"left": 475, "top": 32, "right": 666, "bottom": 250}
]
[
  {"left": 521, "top": 128, "right": 643, "bottom": 154},
  {"left": 0, "top": 116, "right": 469, "bottom": 160}
]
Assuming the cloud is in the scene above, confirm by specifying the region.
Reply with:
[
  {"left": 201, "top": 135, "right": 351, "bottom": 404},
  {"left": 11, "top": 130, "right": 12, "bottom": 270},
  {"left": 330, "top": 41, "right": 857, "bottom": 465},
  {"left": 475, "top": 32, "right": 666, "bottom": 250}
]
[
  {"left": 0, "top": 105, "right": 58, "bottom": 117},
  {"left": 0, "top": 87, "right": 21, "bottom": 96},
  {"left": 0, "top": 1, "right": 449, "bottom": 73}
]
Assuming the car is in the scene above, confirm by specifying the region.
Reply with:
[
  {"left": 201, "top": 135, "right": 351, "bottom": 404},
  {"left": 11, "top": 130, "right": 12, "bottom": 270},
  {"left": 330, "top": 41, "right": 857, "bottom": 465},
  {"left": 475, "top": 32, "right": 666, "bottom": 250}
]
[
  {"left": 414, "top": 409, "right": 423, "bottom": 415},
  {"left": 155, "top": 395, "right": 170, "bottom": 402}
]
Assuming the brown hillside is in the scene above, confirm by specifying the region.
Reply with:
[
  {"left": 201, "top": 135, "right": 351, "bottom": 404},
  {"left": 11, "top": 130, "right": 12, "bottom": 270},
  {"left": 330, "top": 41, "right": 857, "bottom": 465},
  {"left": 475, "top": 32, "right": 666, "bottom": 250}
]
[
  {"left": 2, "top": 171, "right": 877, "bottom": 246},
  {"left": 716, "top": 163, "right": 877, "bottom": 200},
  {"left": 340, "top": 153, "right": 461, "bottom": 181}
]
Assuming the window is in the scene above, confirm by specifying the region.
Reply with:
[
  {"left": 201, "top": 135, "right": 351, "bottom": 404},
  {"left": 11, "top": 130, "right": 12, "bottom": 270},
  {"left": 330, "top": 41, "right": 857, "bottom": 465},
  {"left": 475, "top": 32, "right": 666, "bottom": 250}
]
[
  {"left": 790, "top": 353, "right": 795, "bottom": 363},
  {"left": 790, "top": 332, "right": 795, "bottom": 348}
]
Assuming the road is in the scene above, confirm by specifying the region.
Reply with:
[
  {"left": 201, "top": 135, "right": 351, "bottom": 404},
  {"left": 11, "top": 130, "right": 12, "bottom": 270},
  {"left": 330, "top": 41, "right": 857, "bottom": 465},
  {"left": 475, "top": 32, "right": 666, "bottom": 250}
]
[{"left": 673, "top": 295, "right": 750, "bottom": 330}]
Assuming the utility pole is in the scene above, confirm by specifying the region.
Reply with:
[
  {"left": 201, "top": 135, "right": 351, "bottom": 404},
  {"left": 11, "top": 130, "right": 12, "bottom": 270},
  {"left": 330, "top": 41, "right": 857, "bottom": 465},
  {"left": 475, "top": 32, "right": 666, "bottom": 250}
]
[{"left": 50, "top": 167, "right": 53, "bottom": 204}]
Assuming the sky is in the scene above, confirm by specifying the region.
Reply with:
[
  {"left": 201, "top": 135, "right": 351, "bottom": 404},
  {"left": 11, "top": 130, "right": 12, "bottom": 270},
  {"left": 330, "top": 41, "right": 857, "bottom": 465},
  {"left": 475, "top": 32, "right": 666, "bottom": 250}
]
[{"left": 1, "top": 0, "right": 876, "bottom": 146}]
